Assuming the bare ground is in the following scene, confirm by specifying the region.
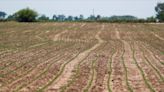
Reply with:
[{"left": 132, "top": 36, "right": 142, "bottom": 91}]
[
  {"left": 45, "top": 24, "right": 105, "bottom": 91},
  {"left": 0, "top": 23, "right": 163, "bottom": 92}
]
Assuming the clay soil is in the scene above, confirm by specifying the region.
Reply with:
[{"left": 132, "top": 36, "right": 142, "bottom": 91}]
[{"left": 0, "top": 22, "right": 163, "bottom": 92}]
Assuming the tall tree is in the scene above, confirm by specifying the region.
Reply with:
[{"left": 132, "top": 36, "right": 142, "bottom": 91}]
[
  {"left": 74, "top": 16, "right": 79, "bottom": 21},
  {"left": 57, "top": 15, "right": 65, "bottom": 21},
  {"left": 96, "top": 15, "right": 101, "bottom": 20},
  {"left": 52, "top": 15, "right": 57, "bottom": 21},
  {"left": 155, "top": 2, "right": 164, "bottom": 22},
  {"left": 0, "top": 11, "right": 7, "bottom": 19},
  {"left": 88, "top": 15, "right": 96, "bottom": 21},
  {"left": 79, "top": 15, "right": 84, "bottom": 20},
  {"left": 67, "top": 16, "right": 73, "bottom": 21}
]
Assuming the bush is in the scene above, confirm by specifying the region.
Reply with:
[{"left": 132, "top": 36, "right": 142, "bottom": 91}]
[{"left": 14, "top": 8, "right": 38, "bottom": 22}]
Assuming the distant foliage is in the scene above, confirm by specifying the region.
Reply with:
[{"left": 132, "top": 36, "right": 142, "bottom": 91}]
[
  {"left": 0, "top": 11, "right": 7, "bottom": 21},
  {"left": 155, "top": 2, "right": 164, "bottom": 22},
  {"left": 3, "top": 4, "right": 164, "bottom": 23},
  {"left": 79, "top": 15, "right": 84, "bottom": 20},
  {"left": 146, "top": 16, "right": 156, "bottom": 22},
  {"left": 52, "top": 14, "right": 84, "bottom": 22},
  {"left": 13, "top": 8, "right": 38, "bottom": 22},
  {"left": 56, "top": 15, "right": 66, "bottom": 21},
  {"left": 108, "top": 15, "right": 137, "bottom": 21},
  {"left": 38, "top": 15, "right": 49, "bottom": 22},
  {"left": 7, "top": 15, "right": 16, "bottom": 21}
]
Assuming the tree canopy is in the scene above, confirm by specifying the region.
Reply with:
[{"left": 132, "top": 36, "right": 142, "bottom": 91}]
[
  {"left": 14, "top": 8, "right": 38, "bottom": 22},
  {"left": 0, "top": 11, "right": 7, "bottom": 19},
  {"left": 155, "top": 2, "right": 164, "bottom": 22}
]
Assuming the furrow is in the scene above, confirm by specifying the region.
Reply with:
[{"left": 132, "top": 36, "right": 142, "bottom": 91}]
[{"left": 131, "top": 42, "right": 156, "bottom": 92}]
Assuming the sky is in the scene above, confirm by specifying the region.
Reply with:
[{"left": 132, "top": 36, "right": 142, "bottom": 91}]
[{"left": 0, "top": 0, "right": 164, "bottom": 18}]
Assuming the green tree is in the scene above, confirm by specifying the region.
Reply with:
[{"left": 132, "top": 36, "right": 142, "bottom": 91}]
[
  {"left": 79, "top": 15, "right": 84, "bottom": 21},
  {"left": 67, "top": 16, "right": 73, "bottom": 21},
  {"left": 7, "top": 15, "right": 15, "bottom": 21},
  {"left": 74, "top": 16, "right": 79, "bottom": 21},
  {"left": 155, "top": 2, "right": 164, "bottom": 22},
  {"left": 14, "top": 8, "right": 38, "bottom": 22},
  {"left": 96, "top": 15, "right": 101, "bottom": 20},
  {"left": 87, "top": 15, "right": 96, "bottom": 21},
  {"left": 0, "top": 11, "right": 7, "bottom": 20},
  {"left": 38, "top": 15, "right": 49, "bottom": 21},
  {"left": 52, "top": 15, "right": 57, "bottom": 21},
  {"left": 147, "top": 16, "right": 156, "bottom": 22},
  {"left": 57, "top": 15, "right": 65, "bottom": 21}
]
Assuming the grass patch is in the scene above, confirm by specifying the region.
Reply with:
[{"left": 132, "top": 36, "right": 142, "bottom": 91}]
[{"left": 161, "top": 52, "right": 164, "bottom": 55}]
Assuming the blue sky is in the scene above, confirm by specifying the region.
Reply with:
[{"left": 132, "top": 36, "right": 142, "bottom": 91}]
[{"left": 0, "top": 0, "right": 164, "bottom": 18}]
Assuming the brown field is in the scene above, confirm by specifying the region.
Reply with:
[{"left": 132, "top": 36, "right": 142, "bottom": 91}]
[{"left": 0, "top": 22, "right": 163, "bottom": 92}]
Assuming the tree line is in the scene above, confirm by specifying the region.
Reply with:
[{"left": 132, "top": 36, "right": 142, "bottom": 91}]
[{"left": 0, "top": 2, "right": 164, "bottom": 22}]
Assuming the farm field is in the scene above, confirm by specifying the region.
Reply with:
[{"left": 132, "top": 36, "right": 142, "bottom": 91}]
[{"left": 0, "top": 22, "right": 164, "bottom": 92}]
